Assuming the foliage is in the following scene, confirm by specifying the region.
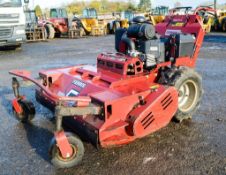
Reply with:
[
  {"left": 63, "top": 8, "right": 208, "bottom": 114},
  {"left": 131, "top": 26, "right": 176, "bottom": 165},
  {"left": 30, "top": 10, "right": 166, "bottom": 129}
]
[
  {"left": 66, "top": 0, "right": 139, "bottom": 15},
  {"left": 138, "top": 0, "right": 151, "bottom": 12},
  {"left": 37, "top": 0, "right": 154, "bottom": 16}
]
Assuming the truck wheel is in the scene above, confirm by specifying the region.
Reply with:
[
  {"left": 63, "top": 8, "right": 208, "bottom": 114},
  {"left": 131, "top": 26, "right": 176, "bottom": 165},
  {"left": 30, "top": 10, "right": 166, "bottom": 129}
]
[
  {"left": 213, "top": 23, "right": 218, "bottom": 31},
  {"left": 113, "top": 22, "right": 120, "bottom": 34},
  {"left": 171, "top": 68, "right": 203, "bottom": 122},
  {"left": 49, "top": 133, "right": 84, "bottom": 169},
  {"left": 79, "top": 28, "right": 85, "bottom": 37},
  {"left": 213, "top": 19, "right": 219, "bottom": 31},
  {"left": 45, "top": 24, "right": 55, "bottom": 39},
  {"left": 222, "top": 20, "right": 226, "bottom": 32},
  {"left": 43, "top": 28, "right": 48, "bottom": 40},
  {"left": 12, "top": 100, "right": 35, "bottom": 123},
  {"left": 15, "top": 44, "right": 22, "bottom": 51},
  {"left": 104, "top": 26, "right": 108, "bottom": 35},
  {"left": 106, "top": 23, "right": 111, "bottom": 34}
]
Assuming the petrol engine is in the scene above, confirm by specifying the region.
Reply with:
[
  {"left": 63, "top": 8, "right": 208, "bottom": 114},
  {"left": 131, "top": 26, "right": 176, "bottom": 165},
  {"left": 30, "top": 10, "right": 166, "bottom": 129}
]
[{"left": 115, "top": 16, "right": 196, "bottom": 70}]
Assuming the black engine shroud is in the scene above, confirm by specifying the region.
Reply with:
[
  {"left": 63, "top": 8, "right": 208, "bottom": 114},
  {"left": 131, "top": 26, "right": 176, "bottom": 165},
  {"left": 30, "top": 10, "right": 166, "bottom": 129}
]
[{"left": 115, "top": 16, "right": 196, "bottom": 69}]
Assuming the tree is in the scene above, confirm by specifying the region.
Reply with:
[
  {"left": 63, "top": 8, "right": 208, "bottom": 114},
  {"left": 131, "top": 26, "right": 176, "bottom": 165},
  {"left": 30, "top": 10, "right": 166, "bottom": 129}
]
[
  {"left": 127, "top": 0, "right": 137, "bottom": 11},
  {"left": 66, "top": 0, "right": 138, "bottom": 15},
  {"left": 138, "top": 0, "right": 151, "bottom": 12},
  {"left": 89, "top": 0, "right": 101, "bottom": 12},
  {"left": 35, "top": 5, "right": 42, "bottom": 18},
  {"left": 100, "top": 0, "right": 108, "bottom": 12}
]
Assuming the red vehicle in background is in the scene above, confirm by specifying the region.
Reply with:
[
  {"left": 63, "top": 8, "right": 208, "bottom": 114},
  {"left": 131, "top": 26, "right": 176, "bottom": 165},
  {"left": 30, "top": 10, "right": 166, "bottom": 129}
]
[
  {"left": 48, "top": 8, "right": 69, "bottom": 37},
  {"left": 39, "top": 8, "right": 70, "bottom": 39}
]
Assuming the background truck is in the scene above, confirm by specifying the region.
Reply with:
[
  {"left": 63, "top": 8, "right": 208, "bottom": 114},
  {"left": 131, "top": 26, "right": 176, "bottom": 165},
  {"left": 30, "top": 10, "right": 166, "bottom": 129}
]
[
  {"left": 145, "top": 6, "right": 169, "bottom": 26},
  {"left": 0, "top": 0, "right": 28, "bottom": 49},
  {"left": 72, "top": 8, "right": 107, "bottom": 36},
  {"left": 213, "top": 11, "right": 226, "bottom": 32},
  {"left": 108, "top": 11, "right": 134, "bottom": 34},
  {"left": 38, "top": 8, "right": 72, "bottom": 39},
  {"left": 47, "top": 8, "right": 68, "bottom": 38}
]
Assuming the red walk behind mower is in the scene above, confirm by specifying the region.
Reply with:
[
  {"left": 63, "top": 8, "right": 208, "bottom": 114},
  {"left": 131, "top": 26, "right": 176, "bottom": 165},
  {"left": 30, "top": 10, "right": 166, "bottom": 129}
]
[{"left": 10, "top": 13, "right": 205, "bottom": 168}]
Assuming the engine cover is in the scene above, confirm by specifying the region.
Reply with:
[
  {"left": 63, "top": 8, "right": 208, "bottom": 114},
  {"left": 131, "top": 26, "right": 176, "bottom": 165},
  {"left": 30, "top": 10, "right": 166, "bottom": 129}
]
[{"left": 97, "top": 53, "right": 143, "bottom": 76}]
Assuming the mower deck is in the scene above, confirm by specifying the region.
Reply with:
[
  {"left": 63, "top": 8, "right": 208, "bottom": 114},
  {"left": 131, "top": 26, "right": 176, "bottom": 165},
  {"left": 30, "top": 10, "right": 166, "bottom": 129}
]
[{"left": 10, "top": 54, "right": 178, "bottom": 147}]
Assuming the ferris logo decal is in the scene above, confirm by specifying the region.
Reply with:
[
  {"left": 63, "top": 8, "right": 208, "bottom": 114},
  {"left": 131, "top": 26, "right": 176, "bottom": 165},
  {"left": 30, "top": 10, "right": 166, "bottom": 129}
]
[{"left": 72, "top": 80, "right": 86, "bottom": 89}]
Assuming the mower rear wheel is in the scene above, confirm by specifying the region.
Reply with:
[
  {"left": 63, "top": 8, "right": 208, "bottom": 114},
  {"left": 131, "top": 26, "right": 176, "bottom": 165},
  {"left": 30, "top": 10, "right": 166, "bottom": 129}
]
[
  {"left": 172, "top": 68, "right": 203, "bottom": 122},
  {"left": 49, "top": 133, "right": 84, "bottom": 169},
  {"left": 12, "top": 100, "right": 36, "bottom": 123}
]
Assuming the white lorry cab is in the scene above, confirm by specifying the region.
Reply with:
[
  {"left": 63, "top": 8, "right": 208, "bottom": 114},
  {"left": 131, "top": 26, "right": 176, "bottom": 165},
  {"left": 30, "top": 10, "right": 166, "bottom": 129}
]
[{"left": 0, "top": 0, "right": 28, "bottom": 48}]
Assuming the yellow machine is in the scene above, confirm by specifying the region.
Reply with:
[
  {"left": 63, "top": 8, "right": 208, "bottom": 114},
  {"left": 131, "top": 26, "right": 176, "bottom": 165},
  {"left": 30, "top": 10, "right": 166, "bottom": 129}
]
[
  {"left": 203, "top": 16, "right": 215, "bottom": 33},
  {"left": 72, "top": 8, "right": 107, "bottom": 36},
  {"left": 213, "top": 11, "right": 226, "bottom": 32},
  {"left": 194, "top": 6, "right": 217, "bottom": 33},
  {"left": 145, "top": 6, "right": 169, "bottom": 26},
  {"left": 169, "top": 6, "right": 216, "bottom": 33},
  {"left": 109, "top": 11, "right": 134, "bottom": 33}
]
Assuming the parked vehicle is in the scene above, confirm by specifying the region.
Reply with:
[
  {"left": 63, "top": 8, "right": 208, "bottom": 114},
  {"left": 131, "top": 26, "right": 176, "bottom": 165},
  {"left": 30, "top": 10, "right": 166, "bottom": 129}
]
[
  {"left": 145, "top": 6, "right": 169, "bottom": 26},
  {"left": 108, "top": 11, "right": 134, "bottom": 34},
  {"left": 25, "top": 10, "right": 47, "bottom": 42},
  {"left": 170, "top": 6, "right": 216, "bottom": 33},
  {"left": 194, "top": 6, "right": 216, "bottom": 33},
  {"left": 72, "top": 8, "right": 107, "bottom": 36},
  {"left": 0, "top": 0, "right": 28, "bottom": 49},
  {"left": 213, "top": 11, "right": 226, "bottom": 32}
]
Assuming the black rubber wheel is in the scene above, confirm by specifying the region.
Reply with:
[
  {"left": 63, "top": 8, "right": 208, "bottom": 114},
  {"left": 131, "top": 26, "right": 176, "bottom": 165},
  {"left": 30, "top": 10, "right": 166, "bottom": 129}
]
[
  {"left": 213, "top": 23, "right": 218, "bottom": 31},
  {"left": 14, "top": 44, "right": 22, "bottom": 51},
  {"left": 45, "top": 24, "right": 55, "bottom": 39},
  {"left": 12, "top": 100, "right": 35, "bottom": 123},
  {"left": 222, "top": 20, "right": 226, "bottom": 32},
  {"left": 213, "top": 20, "right": 219, "bottom": 31},
  {"left": 171, "top": 68, "right": 203, "bottom": 122},
  {"left": 54, "top": 32, "right": 61, "bottom": 38},
  {"left": 113, "top": 22, "right": 120, "bottom": 34},
  {"left": 43, "top": 28, "right": 48, "bottom": 40},
  {"left": 49, "top": 132, "right": 84, "bottom": 169},
  {"left": 107, "top": 23, "right": 111, "bottom": 34},
  {"left": 104, "top": 26, "right": 108, "bottom": 35},
  {"left": 79, "top": 28, "right": 85, "bottom": 37}
]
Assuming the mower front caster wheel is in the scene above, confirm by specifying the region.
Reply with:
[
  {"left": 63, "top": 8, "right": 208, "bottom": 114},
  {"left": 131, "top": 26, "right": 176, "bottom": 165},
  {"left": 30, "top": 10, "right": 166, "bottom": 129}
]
[
  {"left": 12, "top": 100, "right": 36, "bottom": 123},
  {"left": 49, "top": 133, "right": 84, "bottom": 169}
]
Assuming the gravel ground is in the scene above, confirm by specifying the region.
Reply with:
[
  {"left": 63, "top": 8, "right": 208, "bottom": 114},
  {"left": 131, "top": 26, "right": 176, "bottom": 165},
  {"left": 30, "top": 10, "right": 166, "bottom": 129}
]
[{"left": 0, "top": 34, "right": 225, "bottom": 175}]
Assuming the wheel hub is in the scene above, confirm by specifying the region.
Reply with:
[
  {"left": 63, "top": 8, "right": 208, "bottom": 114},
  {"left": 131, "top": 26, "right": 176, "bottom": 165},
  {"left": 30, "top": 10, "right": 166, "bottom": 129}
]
[
  {"left": 56, "top": 144, "right": 78, "bottom": 162},
  {"left": 178, "top": 80, "right": 198, "bottom": 113}
]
